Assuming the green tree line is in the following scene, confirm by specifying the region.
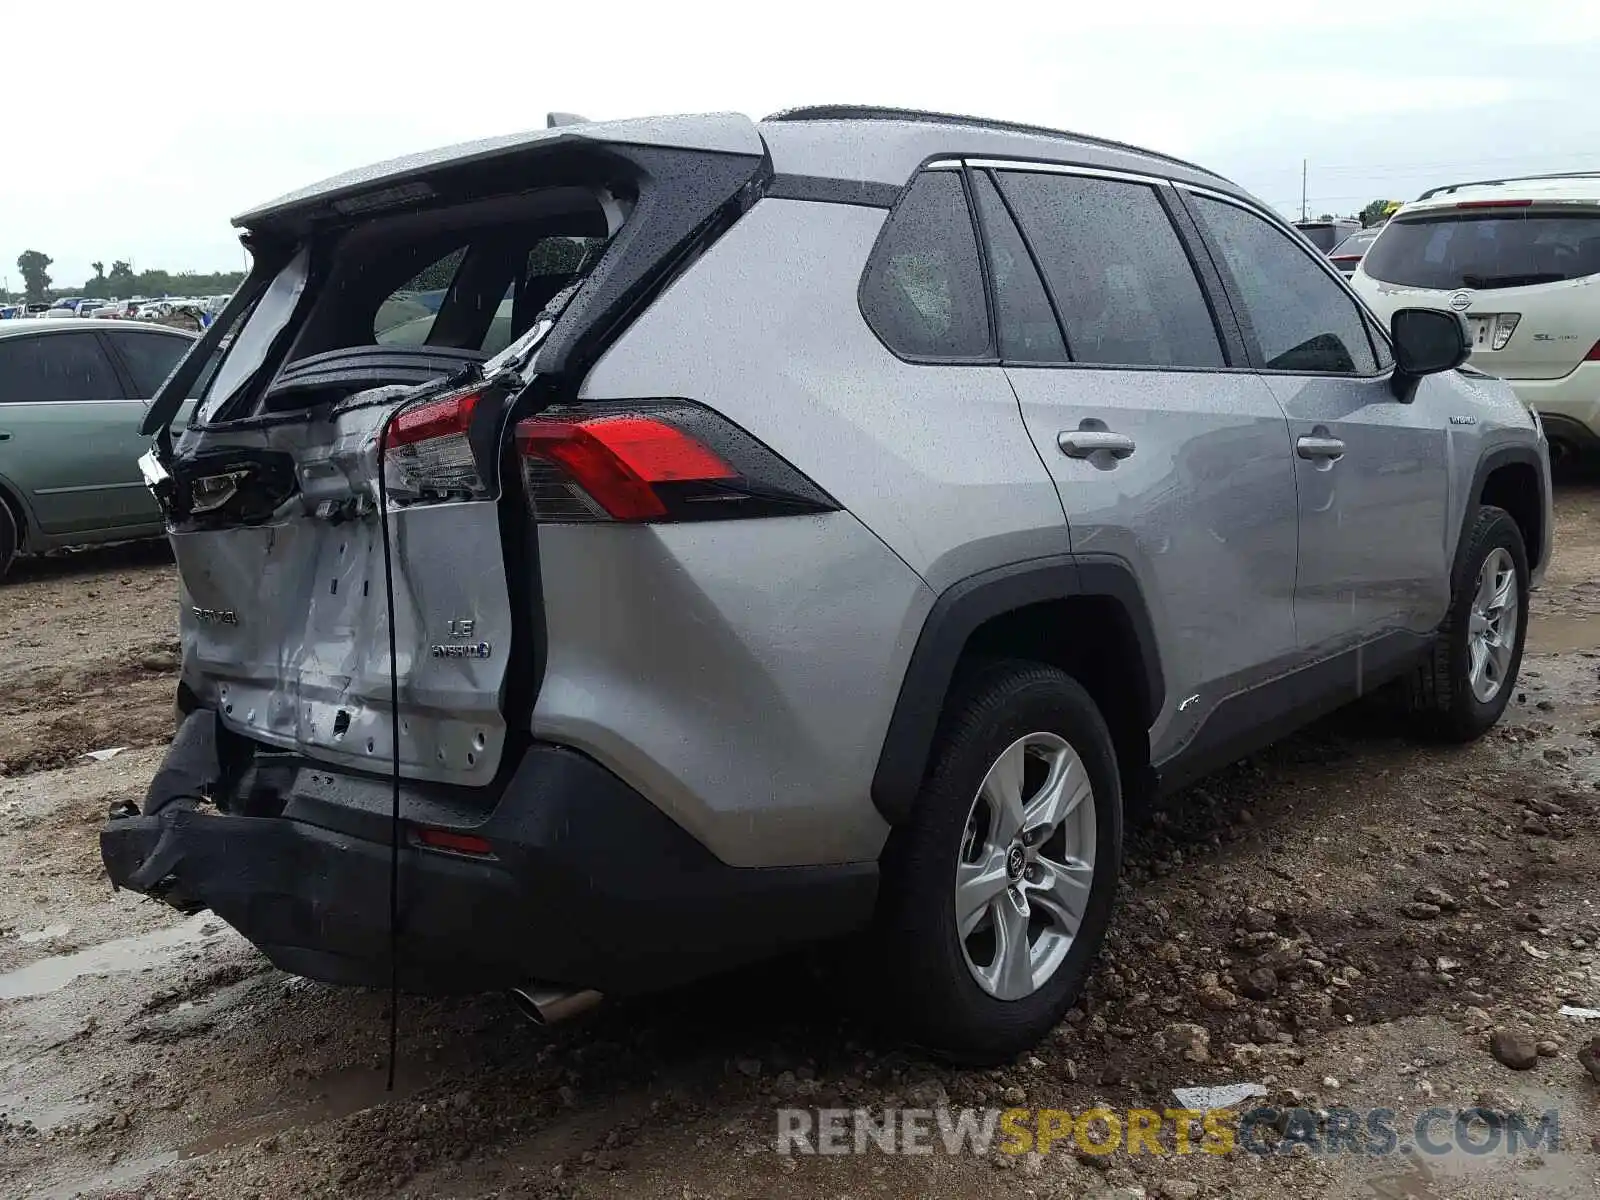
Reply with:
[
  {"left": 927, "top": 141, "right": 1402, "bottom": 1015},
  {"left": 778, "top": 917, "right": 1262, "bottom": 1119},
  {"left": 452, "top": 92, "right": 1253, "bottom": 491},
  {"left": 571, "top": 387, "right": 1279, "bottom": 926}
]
[{"left": 9, "top": 249, "right": 244, "bottom": 304}]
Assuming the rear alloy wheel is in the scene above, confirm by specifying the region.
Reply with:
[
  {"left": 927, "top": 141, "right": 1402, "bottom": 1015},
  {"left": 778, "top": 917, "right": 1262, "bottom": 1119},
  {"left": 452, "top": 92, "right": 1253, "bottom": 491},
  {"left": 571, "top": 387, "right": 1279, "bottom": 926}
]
[
  {"left": 876, "top": 661, "right": 1121, "bottom": 1064},
  {"left": 956, "top": 732, "right": 1096, "bottom": 1001}
]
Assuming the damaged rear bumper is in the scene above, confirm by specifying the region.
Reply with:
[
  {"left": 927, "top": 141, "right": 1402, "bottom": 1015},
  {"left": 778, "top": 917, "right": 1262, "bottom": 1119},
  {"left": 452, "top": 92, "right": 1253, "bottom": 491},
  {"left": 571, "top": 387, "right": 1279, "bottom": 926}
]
[{"left": 101, "top": 711, "right": 876, "bottom": 995}]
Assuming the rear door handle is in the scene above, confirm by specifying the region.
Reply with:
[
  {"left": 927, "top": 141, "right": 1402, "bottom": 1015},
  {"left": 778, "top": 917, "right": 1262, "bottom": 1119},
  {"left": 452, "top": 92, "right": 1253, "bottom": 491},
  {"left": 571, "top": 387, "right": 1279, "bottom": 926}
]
[
  {"left": 0, "top": 431, "right": 11, "bottom": 441},
  {"left": 1296, "top": 435, "right": 1346, "bottom": 461},
  {"left": 1058, "top": 430, "right": 1136, "bottom": 459}
]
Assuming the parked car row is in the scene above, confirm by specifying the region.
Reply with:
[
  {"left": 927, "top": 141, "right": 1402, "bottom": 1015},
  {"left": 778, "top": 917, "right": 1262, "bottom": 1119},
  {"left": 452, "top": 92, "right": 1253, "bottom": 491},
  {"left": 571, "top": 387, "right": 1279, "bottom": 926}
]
[
  {"left": 0, "top": 319, "right": 208, "bottom": 578},
  {"left": 1, "top": 294, "right": 233, "bottom": 323}
]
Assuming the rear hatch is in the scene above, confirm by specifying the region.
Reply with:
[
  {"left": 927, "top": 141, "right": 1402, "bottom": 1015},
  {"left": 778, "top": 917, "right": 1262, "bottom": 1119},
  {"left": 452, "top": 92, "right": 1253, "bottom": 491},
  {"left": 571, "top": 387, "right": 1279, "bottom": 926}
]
[
  {"left": 141, "top": 115, "right": 768, "bottom": 789},
  {"left": 1357, "top": 199, "right": 1600, "bottom": 379}
]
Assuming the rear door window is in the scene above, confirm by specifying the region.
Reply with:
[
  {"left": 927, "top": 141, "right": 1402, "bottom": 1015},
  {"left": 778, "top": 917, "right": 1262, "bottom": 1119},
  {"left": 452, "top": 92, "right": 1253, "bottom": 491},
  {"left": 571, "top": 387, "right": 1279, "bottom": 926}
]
[
  {"left": 970, "top": 172, "right": 1067, "bottom": 363},
  {"left": 860, "top": 170, "right": 991, "bottom": 359},
  {"left": 103, "top": 329, "right": 194, "bottom": 396},
  {"left": 0, "top": 333, "right": 124, "bottom": 403},
  {"left": 1362, "top": 209, "right": 1600, "bottom": 290},
  {"left": 1191, "top": 195, "right": 1378, "bottom": 375},
  {"left": 997, "top": 171, "right": 1224, "bottom": 369}
]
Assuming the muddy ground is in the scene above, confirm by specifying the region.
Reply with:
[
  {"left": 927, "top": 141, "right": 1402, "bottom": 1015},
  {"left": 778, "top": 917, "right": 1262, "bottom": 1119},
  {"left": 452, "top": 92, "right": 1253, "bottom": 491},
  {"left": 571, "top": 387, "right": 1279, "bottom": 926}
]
[{"left": 2, "top": 490, "right": 1600, "bottom": 1200}]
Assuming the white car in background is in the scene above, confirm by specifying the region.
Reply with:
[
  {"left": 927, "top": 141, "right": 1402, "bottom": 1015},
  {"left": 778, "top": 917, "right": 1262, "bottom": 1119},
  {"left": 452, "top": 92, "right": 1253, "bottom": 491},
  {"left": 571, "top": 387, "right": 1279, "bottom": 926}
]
[{"left": 1352, "top": 172, "right": 1600, "bottom": 464}]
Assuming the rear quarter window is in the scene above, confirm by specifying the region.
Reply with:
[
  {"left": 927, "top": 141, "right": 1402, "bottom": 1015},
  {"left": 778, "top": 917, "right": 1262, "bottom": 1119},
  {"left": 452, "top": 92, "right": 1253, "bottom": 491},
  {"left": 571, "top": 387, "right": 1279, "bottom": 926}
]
[{"left": 859, "top": 171, "right": 991, "bottom": 360}]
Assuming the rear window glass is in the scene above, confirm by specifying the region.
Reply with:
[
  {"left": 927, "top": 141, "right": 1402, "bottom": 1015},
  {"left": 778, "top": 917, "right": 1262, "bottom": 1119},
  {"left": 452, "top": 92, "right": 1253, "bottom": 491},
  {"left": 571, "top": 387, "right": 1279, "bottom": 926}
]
[
  {"left": 1330, "top": 229, "right": 1380, "bottom": 257},
  {"left": 1363, "top": 210, "right": 1600, "bottom": 289},
  {"left": 374, "top": 249, "right": 464, "bottom": 345},
  {"left": 373, "top": 237, "right": 608, "bottom": 356},
  {"left": 860, "top": 171, "right": 991, "bottom": 359},
  {"left": 1296, "top": 225, "right": 1346, "bottom": 252}
]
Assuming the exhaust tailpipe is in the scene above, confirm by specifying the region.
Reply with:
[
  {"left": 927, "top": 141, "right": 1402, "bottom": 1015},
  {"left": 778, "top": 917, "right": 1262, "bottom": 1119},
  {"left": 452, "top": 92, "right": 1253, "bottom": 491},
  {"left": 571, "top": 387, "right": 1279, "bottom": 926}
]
[{"left": 508, "top": 986, "right": 603, "bottom": 1026}]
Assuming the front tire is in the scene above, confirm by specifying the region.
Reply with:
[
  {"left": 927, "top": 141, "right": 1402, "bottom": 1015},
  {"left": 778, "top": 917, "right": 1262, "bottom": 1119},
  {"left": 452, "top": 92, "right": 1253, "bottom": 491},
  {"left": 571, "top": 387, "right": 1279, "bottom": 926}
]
[
  {"left": 1407, "top": 505, "right": 1529, "bottom": 741},
  {"left": 875, "top": 661, "right": 1122, "bottom": 1064}
]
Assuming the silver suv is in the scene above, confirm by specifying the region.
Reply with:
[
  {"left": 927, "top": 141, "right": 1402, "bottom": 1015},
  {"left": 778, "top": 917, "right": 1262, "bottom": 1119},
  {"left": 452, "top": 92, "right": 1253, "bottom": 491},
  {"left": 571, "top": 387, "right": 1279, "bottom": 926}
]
[{"left": 103, "top": 107, "right": 1552, "bottom": 1063}]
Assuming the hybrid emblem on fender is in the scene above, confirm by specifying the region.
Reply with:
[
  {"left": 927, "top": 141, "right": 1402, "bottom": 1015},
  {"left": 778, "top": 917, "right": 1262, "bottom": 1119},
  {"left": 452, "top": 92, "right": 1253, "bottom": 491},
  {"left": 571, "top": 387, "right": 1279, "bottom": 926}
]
[
  {"left": 1450, "top": 415, "right": 1478, "bottom": 425},
  {"left": 431, "top": 641, "right": 492, "bottom": 659}
]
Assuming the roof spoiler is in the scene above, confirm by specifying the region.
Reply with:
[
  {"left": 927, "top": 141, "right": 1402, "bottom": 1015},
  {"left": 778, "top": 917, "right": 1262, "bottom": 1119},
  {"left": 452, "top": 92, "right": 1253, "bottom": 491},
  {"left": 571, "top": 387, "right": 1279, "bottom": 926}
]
[
  {"left": 547, "top": 112, "right": 590, "bottom": 128},
  {"left": 1418, "top": 170, "right": 1600, "bottom": 201}
]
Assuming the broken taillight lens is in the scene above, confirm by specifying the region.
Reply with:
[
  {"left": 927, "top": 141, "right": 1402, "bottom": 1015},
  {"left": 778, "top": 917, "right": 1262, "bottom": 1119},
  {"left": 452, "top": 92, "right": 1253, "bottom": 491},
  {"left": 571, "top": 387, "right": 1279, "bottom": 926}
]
[
  {"left": 381, "top": 388, "right": 486, "bottom": 503},
  {"left": 515, "top": 401, "right": 836, "bottom": 523}
]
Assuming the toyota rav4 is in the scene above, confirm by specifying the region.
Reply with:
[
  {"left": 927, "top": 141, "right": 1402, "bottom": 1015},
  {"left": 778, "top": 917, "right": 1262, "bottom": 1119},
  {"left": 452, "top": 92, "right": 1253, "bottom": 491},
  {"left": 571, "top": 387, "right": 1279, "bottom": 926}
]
[{"left": 102, "top": 107, "right": 1553, "bottom": 1063}]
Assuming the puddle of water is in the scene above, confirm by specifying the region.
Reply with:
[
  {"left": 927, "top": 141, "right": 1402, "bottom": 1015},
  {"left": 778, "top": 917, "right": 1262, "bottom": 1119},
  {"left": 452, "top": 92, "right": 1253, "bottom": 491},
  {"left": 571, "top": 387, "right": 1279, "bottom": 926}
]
[
  {"left": 1528, "top": 612, "right": 1600, "bottom": 654},
  {"left": 0, "top": 1093, "right": 93, "bottom": 1132},
  {"left": 30, "top": 1150, "right": 179, "bottom": 1200},
  {"left": 16, "top": 923, "right": 71, "bottom": 946},
  {"left": 0, "top": 914, "right": 213, "bottom": 1001},
  {"left": 1345, "top": 1137, "right": 1597, "bottom": 1199}
]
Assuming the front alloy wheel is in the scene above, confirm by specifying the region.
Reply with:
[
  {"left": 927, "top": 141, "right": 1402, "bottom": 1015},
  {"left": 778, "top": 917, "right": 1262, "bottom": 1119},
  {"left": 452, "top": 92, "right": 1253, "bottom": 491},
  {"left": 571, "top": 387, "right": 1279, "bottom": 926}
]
[
  {"left": 956, "top": 732, "right": 1095, "bottom": 1001},
  {"left": 1466, "top": 546, "right": 1518, "bottom": 704}
]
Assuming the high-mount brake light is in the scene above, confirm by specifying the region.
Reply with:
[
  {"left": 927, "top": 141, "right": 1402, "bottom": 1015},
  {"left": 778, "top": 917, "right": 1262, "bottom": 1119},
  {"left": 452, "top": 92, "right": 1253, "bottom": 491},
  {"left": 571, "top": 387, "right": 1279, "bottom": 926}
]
[
  {"left": 515, "top": 401, "right": 836, "bottom": 524},
  {"left": 1454, "top": 199, "right": 1534, "bottom": 210},
  {"left": 381, "top": 388, "right": 487, "bottom": 502}
]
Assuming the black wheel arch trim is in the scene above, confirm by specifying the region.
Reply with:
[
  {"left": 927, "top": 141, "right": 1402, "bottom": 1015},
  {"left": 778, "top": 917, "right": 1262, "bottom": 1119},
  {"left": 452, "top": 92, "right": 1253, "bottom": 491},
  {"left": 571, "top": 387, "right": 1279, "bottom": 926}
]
[
  {"left": 871, "top": 553, "right": 1163, "bottom": 825},
  {"left": 1464, "top": 444, "right": 1545, "bottom": 571}
]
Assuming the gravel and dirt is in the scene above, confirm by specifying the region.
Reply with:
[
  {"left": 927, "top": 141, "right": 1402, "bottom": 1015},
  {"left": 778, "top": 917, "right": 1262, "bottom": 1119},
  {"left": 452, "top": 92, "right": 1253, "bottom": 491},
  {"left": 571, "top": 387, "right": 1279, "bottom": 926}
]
[{"left": 3, "top": 489, "right": 1600, "bottom": 1200}]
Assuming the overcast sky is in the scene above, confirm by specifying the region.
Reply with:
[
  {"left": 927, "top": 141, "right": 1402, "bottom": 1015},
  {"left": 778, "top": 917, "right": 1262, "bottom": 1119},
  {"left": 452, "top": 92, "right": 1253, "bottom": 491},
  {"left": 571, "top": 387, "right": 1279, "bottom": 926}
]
[{"left": 7, "top": 0, "right": 1600, "bottom": 291}]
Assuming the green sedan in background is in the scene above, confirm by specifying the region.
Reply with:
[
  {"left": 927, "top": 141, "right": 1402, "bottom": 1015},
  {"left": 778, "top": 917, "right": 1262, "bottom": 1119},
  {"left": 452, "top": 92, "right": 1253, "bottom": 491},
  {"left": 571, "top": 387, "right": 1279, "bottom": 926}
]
[{"left": 0, "top": 319, "right": 202, "bottom": 579}]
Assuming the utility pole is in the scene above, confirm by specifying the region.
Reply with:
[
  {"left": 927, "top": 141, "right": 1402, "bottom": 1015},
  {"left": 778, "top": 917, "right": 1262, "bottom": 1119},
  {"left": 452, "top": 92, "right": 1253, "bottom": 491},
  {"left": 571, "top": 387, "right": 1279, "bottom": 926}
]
[{"left": 1301, "top": 159, "right": 1308, "bottom": 222}]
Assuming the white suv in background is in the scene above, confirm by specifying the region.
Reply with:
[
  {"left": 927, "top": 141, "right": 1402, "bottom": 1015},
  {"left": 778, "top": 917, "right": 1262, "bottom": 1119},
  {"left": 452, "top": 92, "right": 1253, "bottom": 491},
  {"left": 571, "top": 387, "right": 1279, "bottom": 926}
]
[{"left": 1352, "top": 172, "right": 1600, "bottom": 463}]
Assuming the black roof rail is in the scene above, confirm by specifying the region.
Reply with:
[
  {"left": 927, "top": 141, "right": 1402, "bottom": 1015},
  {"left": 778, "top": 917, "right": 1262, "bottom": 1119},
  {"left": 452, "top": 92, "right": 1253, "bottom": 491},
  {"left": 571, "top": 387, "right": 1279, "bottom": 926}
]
[
  {"left": 764, "top": 104, "right": 1230, "bottom": 184},
  {"left": 1417, "top": 170, "right": 1600, "bottom": 201}
]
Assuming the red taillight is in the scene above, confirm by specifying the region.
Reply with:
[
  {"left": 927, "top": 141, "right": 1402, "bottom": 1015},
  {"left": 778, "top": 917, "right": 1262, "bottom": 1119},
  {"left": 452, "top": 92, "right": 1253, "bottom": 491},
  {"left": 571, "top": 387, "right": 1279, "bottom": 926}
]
[
  {"left": 386, "top": 390, "right": 479, "bottom": 449},
  {"left": 1455, "top": 199, "right": 1534, "bottom": 209},
  {"left": 1330, "top": 255, "right": 1361, "bottom": 266},
  {"left": 1586, "top": 340, "right": 1600, "bottom": 361},
  {"left": 414, "top": 827, "right": 493, "bottom": 856},
  {"left": 381, "top": 388, "right": 487, "bottom": 502},
  {"left": 518, "top": 414, "right": 735, "bottom": 521},
  {"left": 515, "top": 402, "right": 834, "bottom": 524}
]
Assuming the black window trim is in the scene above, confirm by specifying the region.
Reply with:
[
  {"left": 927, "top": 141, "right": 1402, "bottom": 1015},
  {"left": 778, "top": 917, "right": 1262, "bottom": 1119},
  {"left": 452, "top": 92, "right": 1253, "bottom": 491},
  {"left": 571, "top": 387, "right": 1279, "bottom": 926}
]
[
  {"left": 1174, "top": 183, "right": 1395, "bottom": 382},
  {"left": 970, "top": 157, "right": 1248, "bottom": 376},
  {"left": 855, "top": 159, "right": 1000, "bottom": 367},
  {"left": 967, "top": 167, "right": 1075, "bottom": 364},
  {"left": 0, "top": 327, "right": 132, "bottom": 403}
]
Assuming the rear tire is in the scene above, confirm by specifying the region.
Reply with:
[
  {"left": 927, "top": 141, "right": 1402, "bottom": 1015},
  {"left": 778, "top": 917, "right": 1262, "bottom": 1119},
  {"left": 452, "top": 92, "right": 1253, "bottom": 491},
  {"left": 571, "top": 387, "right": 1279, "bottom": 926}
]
[
  {"left": 1406, "top": 505, "right": 1528, "bottom": 741},
  {"left": 875, "top": 661, "right": 1122, "bottom": 1064},
  {"left": 0, "top": 500, "right": 16, "bottom": 582}
]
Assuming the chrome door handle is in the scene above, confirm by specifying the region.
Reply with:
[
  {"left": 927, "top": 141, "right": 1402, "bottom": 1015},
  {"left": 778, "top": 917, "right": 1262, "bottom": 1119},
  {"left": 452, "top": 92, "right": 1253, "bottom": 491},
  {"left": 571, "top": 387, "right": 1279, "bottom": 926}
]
[
  {"left": 1296, "top": 435, "right": 1346, "bottom": 461},
  {"left": 1058, "top": 430, "right": 1136, "bottom": 459}
]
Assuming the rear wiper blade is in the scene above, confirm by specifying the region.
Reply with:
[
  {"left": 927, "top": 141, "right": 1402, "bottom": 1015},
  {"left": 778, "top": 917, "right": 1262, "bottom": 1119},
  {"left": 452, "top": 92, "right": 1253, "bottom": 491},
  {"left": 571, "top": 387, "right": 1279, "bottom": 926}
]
[{"left": 1460, "top": 272, "right": 1564, "bottom": 288}]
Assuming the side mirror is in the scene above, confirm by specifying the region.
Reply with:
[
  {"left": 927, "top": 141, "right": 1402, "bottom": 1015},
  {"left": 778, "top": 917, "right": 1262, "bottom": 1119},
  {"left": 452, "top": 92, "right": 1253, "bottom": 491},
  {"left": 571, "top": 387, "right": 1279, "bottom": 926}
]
[{"left": 1390, "top": 307, "right": 1470, "bottom": 401}]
